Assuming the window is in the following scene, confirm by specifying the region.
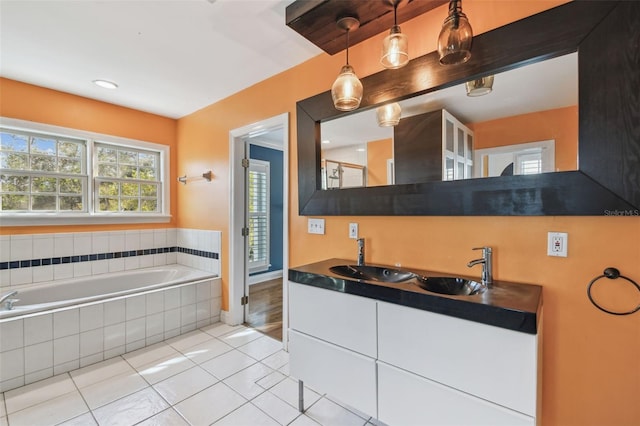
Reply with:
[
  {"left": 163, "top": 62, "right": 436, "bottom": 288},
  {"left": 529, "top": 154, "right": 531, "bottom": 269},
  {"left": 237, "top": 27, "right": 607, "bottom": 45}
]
[
  {"left": 0, "top": 119, "right": 169, "bottom": 225},
  {"left": 247, "top": 159, "right": 270, "bottom": 273},
  {"left": 516, "top": 152, "right": 543, "bottom": 175},
  {"left": 1, "top": 130, "right": 87, "bottom": 213},
  {"left": 95, "top": 143, "right": 161, "bottom": 213}
]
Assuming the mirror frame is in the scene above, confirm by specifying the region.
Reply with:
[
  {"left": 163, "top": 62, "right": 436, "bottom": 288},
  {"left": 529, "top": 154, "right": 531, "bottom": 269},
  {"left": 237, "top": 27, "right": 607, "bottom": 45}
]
[{"left": 296, "top": 1, "right": 639, "bottom": 216}]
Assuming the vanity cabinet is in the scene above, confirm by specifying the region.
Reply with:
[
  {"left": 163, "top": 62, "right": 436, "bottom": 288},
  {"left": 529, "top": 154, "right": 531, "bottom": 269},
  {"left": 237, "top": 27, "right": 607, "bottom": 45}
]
[
  {"left": 288, "top": 281, "right": 378, "bottom": 415},
  {"left": 289, "top": 280, "right": 541, "bottom": 425},
  {"left": 377, "top": 301, "right": 539, "bottom": 425},
  {"left": 377, "top": 362, "right": 533, "bottom": 426},
  {"left": 394, "top": 108, "right": 474, "bottom": 184}
]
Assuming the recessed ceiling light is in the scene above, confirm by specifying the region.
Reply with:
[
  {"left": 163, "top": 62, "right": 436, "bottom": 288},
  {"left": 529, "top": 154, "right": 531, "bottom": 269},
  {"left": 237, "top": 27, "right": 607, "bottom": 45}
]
[
  {"left": 356, "top": 148, "right": 365, "bottom": 152},
  {"left": 322, "top": 140, "right": 330, "bottom": 144},
  {"left": 92, "top": 79, "right": 118, "bottom": 90}
]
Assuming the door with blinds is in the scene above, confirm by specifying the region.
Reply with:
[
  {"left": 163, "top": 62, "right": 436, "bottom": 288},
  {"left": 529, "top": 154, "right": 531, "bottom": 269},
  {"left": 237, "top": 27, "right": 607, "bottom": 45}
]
[{"left": 247, "top": 159, "right": 270, "bottom": 274}]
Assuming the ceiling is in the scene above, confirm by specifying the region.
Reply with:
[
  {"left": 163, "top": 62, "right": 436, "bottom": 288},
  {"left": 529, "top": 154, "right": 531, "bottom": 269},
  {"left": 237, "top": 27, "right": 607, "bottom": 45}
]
[
  {"left": 322, "top": 52, "right": 578, "bottom": 149},
  {"left": 0, "top": 0, "right": 321, "bottom": 119}
]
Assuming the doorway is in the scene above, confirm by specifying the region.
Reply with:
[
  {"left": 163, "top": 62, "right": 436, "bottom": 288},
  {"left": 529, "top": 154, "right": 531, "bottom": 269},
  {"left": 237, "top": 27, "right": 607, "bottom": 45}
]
[
  {"left": 229, "top": 113, "right": 289, "bottom": 346},
  {"left": 246, "top": 141, "right": 284, "bottom": 340}
]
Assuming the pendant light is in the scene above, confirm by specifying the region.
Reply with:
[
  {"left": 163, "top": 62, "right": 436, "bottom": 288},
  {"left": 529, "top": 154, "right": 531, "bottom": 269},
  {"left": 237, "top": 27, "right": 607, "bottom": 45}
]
[
  {"left": 438, "top": 0, "right": 473, "bottom": 65},
  {"left": 332, "top": 17, "right": 363, "bottom": 111},
  {"left": 381, "top": 0, "right": 409, "bottom": 69},
  {"left": 376, "top": 102, "right": 402, "bottom": 127},
  {"left": 465, "top": 75, "right": 494, "bottom": 96}
]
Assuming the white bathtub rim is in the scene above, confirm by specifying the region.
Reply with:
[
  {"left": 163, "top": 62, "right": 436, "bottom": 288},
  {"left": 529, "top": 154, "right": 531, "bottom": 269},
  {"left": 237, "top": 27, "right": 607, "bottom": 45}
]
[{"left": 0, "top": 265, "right": 218, "bottom": 322}]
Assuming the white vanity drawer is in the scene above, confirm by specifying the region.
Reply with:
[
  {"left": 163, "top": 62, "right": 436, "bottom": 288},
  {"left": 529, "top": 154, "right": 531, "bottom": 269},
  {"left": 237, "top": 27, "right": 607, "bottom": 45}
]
[
  {"left": 289, "top": 330, "right": 377, "bottom": 416},
  {"left": 377, "top": 301, "right": 538, "bottom": 416},
  {"left": 378, "top": 361, "right": 534, "bottom": 426},
  {"left": 289, "top": 281, "right": 377, "bottom": 357}
]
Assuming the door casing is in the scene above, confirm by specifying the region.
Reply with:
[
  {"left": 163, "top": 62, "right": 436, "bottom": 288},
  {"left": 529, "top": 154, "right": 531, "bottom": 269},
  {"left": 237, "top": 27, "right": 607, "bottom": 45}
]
[{"left": 229, "top": 113, "right": 289, "bottom": 348}]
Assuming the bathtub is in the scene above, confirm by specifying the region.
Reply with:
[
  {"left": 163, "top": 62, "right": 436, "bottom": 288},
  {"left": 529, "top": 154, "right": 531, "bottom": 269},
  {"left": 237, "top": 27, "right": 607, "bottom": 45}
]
[
  {"left": 0, "top": 265, "right": 222, "bottom": 392},
  {"left": 1, "top": 265, "right": 216, "bottom": 319}
]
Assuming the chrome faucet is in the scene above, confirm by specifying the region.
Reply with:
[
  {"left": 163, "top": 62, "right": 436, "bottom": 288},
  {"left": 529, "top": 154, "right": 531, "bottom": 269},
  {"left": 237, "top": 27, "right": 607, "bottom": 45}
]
[
  {"left": 357, "top": 238, "right": 365, "bottom": 266},
  {"left": 0, "top": 290, "right": 19, "bottom": 310},
  {"left": 467, "top": 247, "right": 493, "bottom": 286}
]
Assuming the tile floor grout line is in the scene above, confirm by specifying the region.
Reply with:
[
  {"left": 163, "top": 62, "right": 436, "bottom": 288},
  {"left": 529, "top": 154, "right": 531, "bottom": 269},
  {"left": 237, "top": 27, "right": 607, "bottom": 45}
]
[
  {"left": 204, "top": 382, "right": 252, "bottom": 426},
  {"left": 97, "top": 352, "right": 181, "bottom": 426},
  {"left": 1, "top": 392, "right": 7, "bottom": 425},
  {"left": 245, "top": 399, "right": 284, "bottom": 426},
  {"left": 5, "top": 372, "right": 79, "bottom": 421},
  {"left": 122, "top": 348, "right": 211, "bottom": 426},
  {"left": 126, "top": 387, "right": 177, "bottom": 426},
  {"left": 64, "top": 371, "right": 99, "bottom": 426}
]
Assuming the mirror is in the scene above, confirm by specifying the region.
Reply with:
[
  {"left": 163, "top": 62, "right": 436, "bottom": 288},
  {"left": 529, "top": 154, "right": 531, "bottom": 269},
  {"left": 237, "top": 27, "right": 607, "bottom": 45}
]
[
  {"left": 297, "top": 1, "right": 639, "bottom": 215},
  {"left": 320, "top": 53, "right": 578, "bottom": 189}
]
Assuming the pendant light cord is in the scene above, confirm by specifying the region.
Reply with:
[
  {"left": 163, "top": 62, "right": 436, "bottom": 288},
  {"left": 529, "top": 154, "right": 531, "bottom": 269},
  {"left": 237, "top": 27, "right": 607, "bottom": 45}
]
[
  {"left": 451, "top": 0, "right": 461, "bottom": 29},
  {"left": 345, "top": 29, "right": 350, "bottom": 65},
  {"left": 393, "top": 2, "right": 398, "bottom": 27}
]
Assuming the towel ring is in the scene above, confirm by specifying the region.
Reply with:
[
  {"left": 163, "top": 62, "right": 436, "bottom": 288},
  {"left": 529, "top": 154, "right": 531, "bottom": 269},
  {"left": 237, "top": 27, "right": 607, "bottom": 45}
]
[{"left": 587, "top": 267, "right": 640, "bottom": 316}]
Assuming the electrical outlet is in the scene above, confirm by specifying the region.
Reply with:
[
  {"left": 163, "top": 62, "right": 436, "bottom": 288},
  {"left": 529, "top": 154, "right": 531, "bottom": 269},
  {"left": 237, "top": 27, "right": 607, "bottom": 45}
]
[
  {"left": 349, "top": 223, "right": 358, "bottom": 239},
  {"left": 547, "top": 232, "right": 568, "bottom": 257},
  {"left": 308, "top": 218, "right": 325, "bottom": 235}
]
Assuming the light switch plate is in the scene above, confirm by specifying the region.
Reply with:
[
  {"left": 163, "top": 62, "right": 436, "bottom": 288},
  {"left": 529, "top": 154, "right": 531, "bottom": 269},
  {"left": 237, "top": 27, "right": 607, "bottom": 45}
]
[
  {"left": 308, "top": 218, "right": 325, "bottom": 235},
  {"left": 349, "top": 223, "right": 358, "bottom": 239},
  {"left": 547, "top": 232, "right": 568, "bottom": 257}
]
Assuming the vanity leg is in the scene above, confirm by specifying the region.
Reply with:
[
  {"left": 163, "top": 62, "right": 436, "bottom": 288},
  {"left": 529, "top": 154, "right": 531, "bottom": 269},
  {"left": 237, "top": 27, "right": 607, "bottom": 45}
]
[{"left": 298, "top": 379, "right": 304, "bottom": 412}]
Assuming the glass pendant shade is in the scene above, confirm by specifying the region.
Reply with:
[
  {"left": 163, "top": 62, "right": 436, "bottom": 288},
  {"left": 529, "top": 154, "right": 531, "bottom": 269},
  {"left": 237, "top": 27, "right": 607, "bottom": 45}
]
[
  {"left": 376, "top": 103, "right": 402, "bottom": 127},
  {"left": 465, "top": 75, "right": 494, "bottom": 96},
  {"left": 438, "top": 0, "right": 473, "bottom": 65},
  {"left": 381, "top": 26, "right": 409, "bottom": 69},
  {"left": 332, "top": 64, "right": 363, "bottom": 111}
]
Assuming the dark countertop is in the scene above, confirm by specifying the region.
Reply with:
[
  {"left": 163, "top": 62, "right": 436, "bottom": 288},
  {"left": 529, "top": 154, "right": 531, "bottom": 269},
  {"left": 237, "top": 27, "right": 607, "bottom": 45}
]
[{"left": 289, "top": 258, "right": 542, "bottom": 334}]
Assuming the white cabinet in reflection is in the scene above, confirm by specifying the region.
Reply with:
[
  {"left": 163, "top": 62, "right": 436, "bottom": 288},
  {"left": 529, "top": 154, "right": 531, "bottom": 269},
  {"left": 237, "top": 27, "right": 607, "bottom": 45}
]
[
  {"left": 394, "top": 108, "right": 474, "bottom": 184},
  {"left": 443, "top": 109, "right": 474, "bottom": 181}
]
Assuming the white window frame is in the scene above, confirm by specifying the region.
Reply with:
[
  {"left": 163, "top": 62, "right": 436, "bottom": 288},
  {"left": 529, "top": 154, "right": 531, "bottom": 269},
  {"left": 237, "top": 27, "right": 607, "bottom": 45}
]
[
  {"left": 473, "top": 140, "right": 555, "bottom": 178},
  {"left": 0, "top": 117, "right": 171, "bottom": 226},
  {"left": 93, "top": 141, "right": 162, "bottom": 214}
]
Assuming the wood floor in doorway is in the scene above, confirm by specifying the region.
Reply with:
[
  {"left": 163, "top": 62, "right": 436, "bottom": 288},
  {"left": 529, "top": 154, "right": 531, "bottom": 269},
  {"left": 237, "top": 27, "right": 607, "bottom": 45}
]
[{"left": 246, "top": 278, "right": 283, "bottom": 341}]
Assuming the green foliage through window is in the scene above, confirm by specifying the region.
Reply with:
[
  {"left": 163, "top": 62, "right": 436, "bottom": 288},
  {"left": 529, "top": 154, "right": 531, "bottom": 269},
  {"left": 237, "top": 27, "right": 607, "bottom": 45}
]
[
  {"left": 95, "top": 143, "right": 161, "bottom": 213},
  {"left": 1, "top": 126, "right": 164, "bottom": 216},
  {"left": 1, "top": 129, "right": 86, "bottom": 212}
]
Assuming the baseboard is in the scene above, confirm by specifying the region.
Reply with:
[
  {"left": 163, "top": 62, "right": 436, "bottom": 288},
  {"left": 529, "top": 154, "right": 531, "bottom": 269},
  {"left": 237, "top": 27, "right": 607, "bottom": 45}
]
[{"left": 249, "top": 269, "right": 283, "bottom": 286}]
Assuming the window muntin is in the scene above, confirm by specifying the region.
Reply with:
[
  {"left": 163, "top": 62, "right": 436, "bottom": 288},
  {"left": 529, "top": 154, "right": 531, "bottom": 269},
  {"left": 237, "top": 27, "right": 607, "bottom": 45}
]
[
  {"left": 1, "top": 130, "right": 87, "bottom": 212},
  {"left": 94, "top": 143, "right": 161, "bottom": 213}
]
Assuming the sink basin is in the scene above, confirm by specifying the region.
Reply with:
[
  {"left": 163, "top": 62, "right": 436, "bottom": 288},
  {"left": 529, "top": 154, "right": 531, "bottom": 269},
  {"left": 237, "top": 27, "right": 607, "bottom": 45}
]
[
  {"left": 329, "top": 265, "right": 415, "bottom": 283},
  {"left": 415, "top": 277, "right": 486, "bottom": 296}
]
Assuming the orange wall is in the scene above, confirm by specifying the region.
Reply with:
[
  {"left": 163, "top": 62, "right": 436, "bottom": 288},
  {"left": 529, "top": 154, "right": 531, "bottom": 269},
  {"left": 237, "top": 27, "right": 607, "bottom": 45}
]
[
  {"left": 471, "top": 105, "right": 578, "bottom": 172},
  {"left": 177, "top": 2, "right": 639, "bottom": 425},
  {"left": 0, "top": 78, "right": 178, "bottom": 234},
  {"left": 366, "top": 138, "right": 393, "bottom": 186}
]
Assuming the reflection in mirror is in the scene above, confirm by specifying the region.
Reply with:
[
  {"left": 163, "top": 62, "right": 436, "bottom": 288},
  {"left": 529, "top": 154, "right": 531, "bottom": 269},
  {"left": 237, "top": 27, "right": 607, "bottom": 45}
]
[{"left": 320, "top": 52, "right": 577, "bottom": 189}]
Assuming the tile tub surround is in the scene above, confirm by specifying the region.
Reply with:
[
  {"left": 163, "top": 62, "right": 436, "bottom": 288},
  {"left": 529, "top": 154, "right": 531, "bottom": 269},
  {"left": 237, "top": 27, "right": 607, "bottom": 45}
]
[
  {"left": 0, "top": 324, "right": 384, "bottom": 426},
  {"left": 0, "top": 228, "right": 221, "bottom": 289},
  {"left": 0, "top": 276, "right": 222, "bottom": 392}
]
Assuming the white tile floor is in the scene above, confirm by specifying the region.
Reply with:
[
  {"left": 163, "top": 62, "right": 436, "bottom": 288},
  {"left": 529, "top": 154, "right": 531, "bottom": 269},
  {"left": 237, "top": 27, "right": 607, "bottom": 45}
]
[{"left": 0, "top": 323, "right": 383, "bottom": 426}]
